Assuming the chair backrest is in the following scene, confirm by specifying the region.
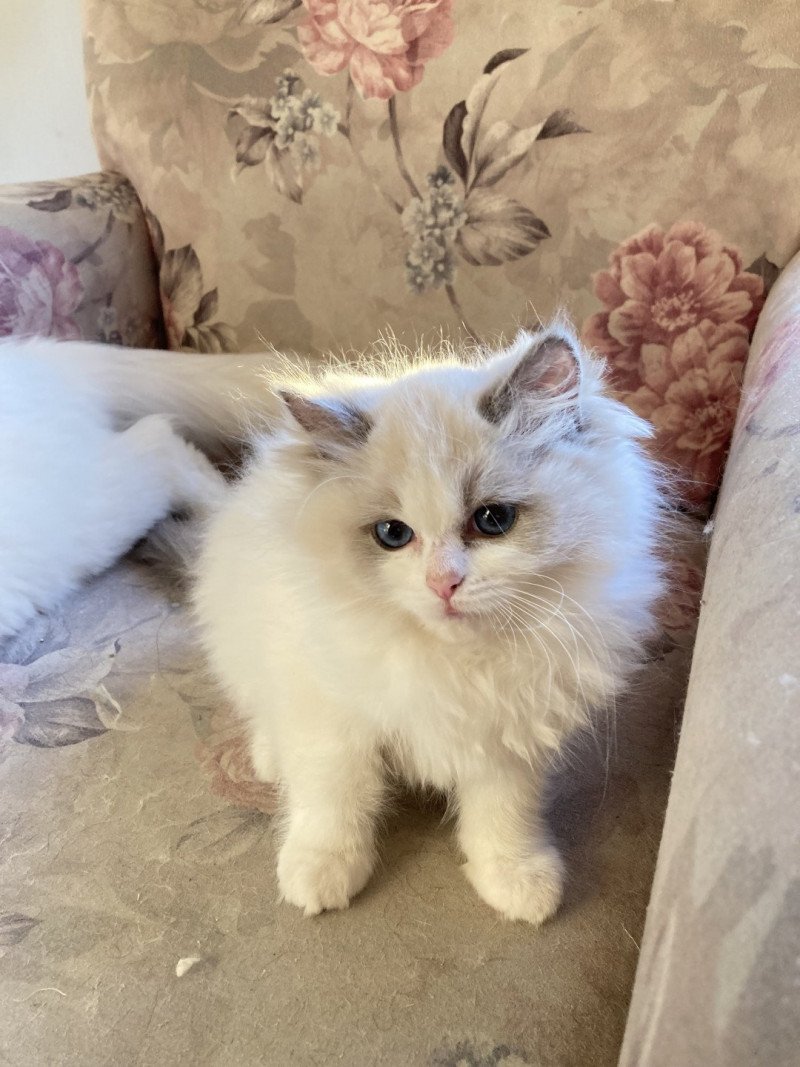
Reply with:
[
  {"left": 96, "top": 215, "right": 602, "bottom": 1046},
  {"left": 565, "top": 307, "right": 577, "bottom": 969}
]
[{"left": 82, "top": 0, "right": 800, "bottom": 507}]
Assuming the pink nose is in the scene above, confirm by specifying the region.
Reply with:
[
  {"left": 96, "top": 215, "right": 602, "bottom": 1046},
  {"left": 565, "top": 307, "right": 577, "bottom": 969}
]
[{"left": 426, "top": 571, "right": 464, "bottom": 601}]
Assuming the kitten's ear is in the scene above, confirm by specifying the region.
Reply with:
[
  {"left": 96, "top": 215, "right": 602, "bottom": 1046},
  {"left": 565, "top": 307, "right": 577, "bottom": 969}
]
[
  {"left": 479, "top": 329, "right": 583, "bottom": 424},
  {"left": 278, "top": 391, "right": 371, "bottom": 456}
]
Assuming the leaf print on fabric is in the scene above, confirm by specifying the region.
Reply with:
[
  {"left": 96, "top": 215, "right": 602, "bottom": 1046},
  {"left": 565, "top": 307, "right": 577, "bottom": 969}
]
[
  {"left": 444, "top": 49, "right": 586, "bottom": 195},
  {"left": 537, "top": 109, "right": 589, "bottom": 141},
  {"left": 15, "top": 699, "right": 107, "bottom": 748},
  {"left": 401, "top": 48, "right": 585, "bottom": 332},
  {"left": 22, "top": 176, "right": 141, "bottom": 282},
  {"left": 22, "top": 642, "right": 121, "bottom": 699},
  {"left": 744, "top": 254, "right": 781, "bottom": 303},
  {"left": 27, "top": 174, "right": 141, "bottom": 226},
  {"left": 240, "top": 0, "right": 302, "bottom": 23},
  {"left": 146, "top": 210, "right": 236, "bottom": 352},
  {"left": 0, "top": 641, "right": 123, "bottom": 749},
  {"left": 457, "top": 191, "right": 550, "bottom": 267},
  {"left": 175, "top": 809, "right": 270, "bottom": 864},
  {"left": 25, "top": 189, "right": 72, "bottom": 213},
  {"left": 0, "top": 913, "right": 41, "bottom": 947},
  {"left": 228, "top": 70, "right": 340, "bottom": 204},
  {"left": 298, "top": 0, "right": 455, "bottom": 101}
]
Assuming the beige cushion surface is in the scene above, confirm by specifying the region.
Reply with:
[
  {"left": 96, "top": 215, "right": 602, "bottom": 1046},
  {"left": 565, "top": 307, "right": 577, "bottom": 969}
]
[{"left": 0, "top": 537, "right": 702, "bottom": 1064}]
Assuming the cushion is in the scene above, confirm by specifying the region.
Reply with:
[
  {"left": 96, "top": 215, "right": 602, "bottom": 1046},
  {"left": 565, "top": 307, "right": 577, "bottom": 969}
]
[
  {"left": 620, "top": 251, "right": 800, "bottom": 1067},
  {"left": 84, "top": 0, "right": 800, "bottom": 506},
  {"left": 0, "top": 527, "right": 701, "bottom": 1064}
]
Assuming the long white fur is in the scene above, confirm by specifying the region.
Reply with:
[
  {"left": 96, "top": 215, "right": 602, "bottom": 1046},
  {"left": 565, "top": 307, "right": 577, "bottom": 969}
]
[
  {"left": 193, "top": 325, "right": 666, "bottom": 923},
  {"left": 0, "top": 337, "right": 278, "bottom": 638}
]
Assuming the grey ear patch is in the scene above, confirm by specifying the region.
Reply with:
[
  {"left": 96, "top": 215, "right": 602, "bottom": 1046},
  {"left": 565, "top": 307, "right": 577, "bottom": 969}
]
[
  {"left": 478, "top": 384, "right": 513, "bottom": 424},
  {"left": 479, "top": 330, "right": 584, "bottom": 428},
  {"left": 279, "top": 391, "right": 372, "bottom": 453}
]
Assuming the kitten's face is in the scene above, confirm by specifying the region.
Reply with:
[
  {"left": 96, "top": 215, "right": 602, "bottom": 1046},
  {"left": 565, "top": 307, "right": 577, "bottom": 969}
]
[
  {"left": 279, "top": 329, "right": 648, "bottom": 643},
  {"left": 350, "top": 385, "right": 580, "bottom": 641}
]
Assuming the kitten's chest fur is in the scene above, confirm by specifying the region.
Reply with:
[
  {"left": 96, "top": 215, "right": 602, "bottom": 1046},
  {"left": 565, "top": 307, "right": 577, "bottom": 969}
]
[
  {"left": 197, "top": 524, "right": 592, "bottom": 791},
  {"left": 308, "top": 608, "right": 575, "bottom": 788}
]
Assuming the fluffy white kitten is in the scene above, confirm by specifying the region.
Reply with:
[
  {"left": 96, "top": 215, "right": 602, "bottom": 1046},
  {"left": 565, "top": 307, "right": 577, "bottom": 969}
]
[
  {"left": 0, "top": 339, "right": 274, "bottom": 639},
  {"left": 194, "top": 326, "right": 665, "bottom": 924},
  {"left": 1, "top": 327, "right": 664, "bottom": 924}
]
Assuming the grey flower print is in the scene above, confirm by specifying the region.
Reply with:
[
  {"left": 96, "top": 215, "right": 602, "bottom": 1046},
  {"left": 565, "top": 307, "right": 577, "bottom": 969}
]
[
  {"left": 402, "top": 167, "right": 467, "bottom": 293},
  {"left": 395, "top": 48, "right": 587, "bottom": 336},
  {"left": 229, "top": 70, "right": 340, "bottom": 203}
]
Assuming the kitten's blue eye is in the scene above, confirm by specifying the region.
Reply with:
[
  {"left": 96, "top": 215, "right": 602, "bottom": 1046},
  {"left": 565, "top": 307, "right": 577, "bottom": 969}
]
[
  {"left": 373, "top": 519, "right": 414, "bottom": 550},
  {"left": 471, "top": 503, "right": 517, "bottom": 536}
]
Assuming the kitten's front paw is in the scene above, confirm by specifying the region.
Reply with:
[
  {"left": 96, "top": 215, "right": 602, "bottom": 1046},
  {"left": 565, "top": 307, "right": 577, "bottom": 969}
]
[
  {"left": 277, "top": 836, "right": 375, "bottom": 916},
  {"left": 464, "top": 845, "right": 564, "bottom": 926}
]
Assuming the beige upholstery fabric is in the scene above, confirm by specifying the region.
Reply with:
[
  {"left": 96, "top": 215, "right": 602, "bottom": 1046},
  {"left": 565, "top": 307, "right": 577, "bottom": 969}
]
[
  {"left": 84, "top": 0, "right": 800, "bottom": 508},
  {"left": 1, "top": 542, "right": 701, "bottom": 1065},
  {"left": 620, "top": 252, "right": 800, "bottom": 1066},
  {"left": 0, "top": 174, "right": 162, "bottom": 348},
  {"left": 1, "top": 2, "right": 798, "bottom": 1062}
]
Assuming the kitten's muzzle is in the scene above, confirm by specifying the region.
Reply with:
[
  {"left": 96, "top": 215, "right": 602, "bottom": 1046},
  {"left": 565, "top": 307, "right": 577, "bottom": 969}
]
[{"left": 426, "top": 570, "right": 464, "bottom": 604}]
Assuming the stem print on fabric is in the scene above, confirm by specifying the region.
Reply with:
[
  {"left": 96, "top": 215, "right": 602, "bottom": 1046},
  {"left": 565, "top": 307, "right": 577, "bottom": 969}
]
[{"left": 225, "top": 5, "right": 585, "bottom": 341}]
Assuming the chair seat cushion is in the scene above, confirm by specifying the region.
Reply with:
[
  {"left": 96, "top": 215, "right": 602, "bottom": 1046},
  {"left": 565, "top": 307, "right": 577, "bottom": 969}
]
[{"left": 0, "top": 520, "right": 702, "bottom": 1064}]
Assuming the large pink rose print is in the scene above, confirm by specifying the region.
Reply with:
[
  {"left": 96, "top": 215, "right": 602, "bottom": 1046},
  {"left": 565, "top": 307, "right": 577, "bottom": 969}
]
[
  {"left": 629, "top": 320, "right": 752, "bottom": 503},
  {"left": 583, "top": 221, "right": 766, "bottom": 507},
  {"left": 298, "top": 0, "right": 454, "bottom": 100},
  {"left": 0, "top": 226, "right": 83, "bottom": 339}
]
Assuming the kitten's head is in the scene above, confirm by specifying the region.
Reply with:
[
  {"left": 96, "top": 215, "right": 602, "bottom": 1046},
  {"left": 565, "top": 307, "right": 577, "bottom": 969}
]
[{"left": 274, "top": 326, "right": 659, "bottom": 644}]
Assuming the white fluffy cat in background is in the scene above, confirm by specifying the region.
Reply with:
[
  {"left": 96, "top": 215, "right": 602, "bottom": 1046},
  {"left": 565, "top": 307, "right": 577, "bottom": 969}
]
[
  {"left": 1, "top": 325, "right": 664, "bottom": 924},
  {"left": 0, "top": 341, "right": 272, "bottom": 638}
]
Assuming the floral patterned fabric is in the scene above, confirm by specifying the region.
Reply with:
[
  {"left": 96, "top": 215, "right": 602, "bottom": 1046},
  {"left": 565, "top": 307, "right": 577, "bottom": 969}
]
[
  {"left": 298, "top": 0, "right": 455, "bottom": 101},
  {"left": 0, "top": 173, "right": 162, "bottom": 348},
  {"left": 84, "top": 0, "right": 800, "bottom": 507},
  {"left": 1, "top": 2, "right": 798, "bottom": 1060},
  {"left": 620, "top": 249, "right": 800, "bottom": 1067},
  {"left": 0, "top": 532, "right": 704, "bottom": 1066}
]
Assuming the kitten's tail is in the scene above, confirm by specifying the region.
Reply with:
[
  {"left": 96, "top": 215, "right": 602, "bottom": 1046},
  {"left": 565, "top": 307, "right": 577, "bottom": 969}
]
[{"left": 9, "top": 336, "right": 287, "bottom": 449}]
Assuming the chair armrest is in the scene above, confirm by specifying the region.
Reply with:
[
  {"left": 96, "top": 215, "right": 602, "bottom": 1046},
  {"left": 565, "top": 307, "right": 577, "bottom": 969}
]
[
  {"left": 0, "top": 172, "right": 162, "bottom": 346},
  {"left": 620, "top": 252, "right": 800, "bottom": 1065}
]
